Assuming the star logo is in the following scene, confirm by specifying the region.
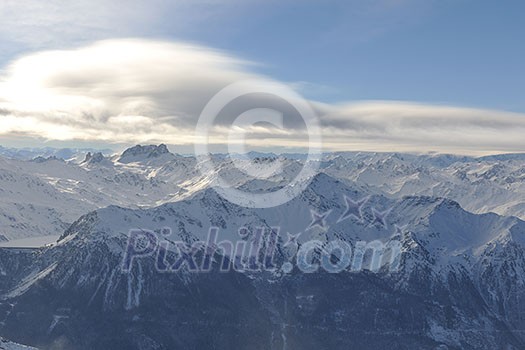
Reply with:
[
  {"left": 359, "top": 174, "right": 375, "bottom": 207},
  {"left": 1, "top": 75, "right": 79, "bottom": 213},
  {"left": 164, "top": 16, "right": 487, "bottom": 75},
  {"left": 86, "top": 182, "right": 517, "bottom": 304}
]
[
  {"left": 394, "top": 224, "right": 408, "bottom": 235},
  {"left": 371, "top": 207, "right": 392, "bottom": 228},
  {"left": 284, "top": 232, "right": 302, "bottom": 247},
  {"left": 307, "top": 209, "right": 331, "bottom": 230},
  {"left": 338, "top": 195, "right": 369, "bottom": 223},
  {"left": 393, "top": 224, "right": 409, "bottom": 239}
]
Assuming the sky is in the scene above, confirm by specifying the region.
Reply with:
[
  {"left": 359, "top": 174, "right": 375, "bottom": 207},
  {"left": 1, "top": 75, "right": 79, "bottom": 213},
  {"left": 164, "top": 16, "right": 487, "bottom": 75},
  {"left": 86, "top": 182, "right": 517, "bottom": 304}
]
[{"left": 0, "top": 0, "right": 524, "bottom": 155}]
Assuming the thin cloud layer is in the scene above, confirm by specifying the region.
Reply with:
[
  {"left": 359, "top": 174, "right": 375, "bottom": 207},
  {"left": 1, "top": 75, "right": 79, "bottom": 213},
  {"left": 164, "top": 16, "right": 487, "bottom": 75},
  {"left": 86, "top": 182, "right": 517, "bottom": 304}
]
[
  {"left": 0, "top": 38, "right": 524, "bottom": 155},
  {"left": 320, "top": 101, "right": 525, "bottom": 154},
  {"left": 0, "top": 0, "right": 242, "bottom": 49}
]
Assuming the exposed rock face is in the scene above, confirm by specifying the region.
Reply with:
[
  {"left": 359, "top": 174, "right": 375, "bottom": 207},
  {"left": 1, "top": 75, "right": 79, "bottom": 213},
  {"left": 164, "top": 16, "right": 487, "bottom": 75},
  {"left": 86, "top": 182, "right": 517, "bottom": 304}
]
[
  {"left": 82, "top": 152, "right": 106, "bottom": 165},
  {"left": 118, "top": 144, "right": 170, "bottom": 163}
]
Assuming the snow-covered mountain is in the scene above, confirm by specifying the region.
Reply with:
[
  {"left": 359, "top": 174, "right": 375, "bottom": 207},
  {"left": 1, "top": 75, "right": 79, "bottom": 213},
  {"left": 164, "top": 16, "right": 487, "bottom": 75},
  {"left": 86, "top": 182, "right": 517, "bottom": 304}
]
[
  {"left": 1, "top": 145, "right": 524, "bottom": 241},
  {"left": 1, "top": 145, "right": 525, "bottom": 349},
  {"left": 0, "top": 145, "right": 302, "bottom": 240},
  {"left": 322, "top": 152, "right": 525, "bottom": 219},
  {"left": 0, "top": 145, "right": 191, "bottom": 239},
  {"left": 1, "top": 173, "right": 525, "bottom": 349}
]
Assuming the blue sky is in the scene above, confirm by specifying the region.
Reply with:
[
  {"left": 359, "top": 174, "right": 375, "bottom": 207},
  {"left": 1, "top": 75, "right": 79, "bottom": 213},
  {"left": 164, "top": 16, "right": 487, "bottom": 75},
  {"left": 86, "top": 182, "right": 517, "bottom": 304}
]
[
  {"left": 1, "top": 0, "right": 523, "bottom": 110},
  {"left": 188, "top": 0, "right": 525, "bottom": 112},
  {"left": 0, "top": 0, "right": 524, "bottom": 154}
]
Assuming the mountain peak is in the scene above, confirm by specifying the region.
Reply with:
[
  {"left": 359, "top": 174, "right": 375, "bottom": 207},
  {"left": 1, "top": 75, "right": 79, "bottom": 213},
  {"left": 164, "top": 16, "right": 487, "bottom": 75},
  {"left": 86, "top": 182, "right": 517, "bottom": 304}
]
[
  {"left": 31, "top": 155, "right": 62, "bottom": 163},
  {"left": 82, "top": 151, "right": 105, "bottom": 164},
  {"left": 118, "top": 144, "right": 171, "bottom": 163}
]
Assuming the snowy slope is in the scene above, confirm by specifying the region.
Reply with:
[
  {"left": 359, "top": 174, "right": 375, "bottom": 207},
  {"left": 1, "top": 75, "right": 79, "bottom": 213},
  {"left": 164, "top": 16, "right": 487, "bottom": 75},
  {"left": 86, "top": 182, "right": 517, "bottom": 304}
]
[
  {"left": 3, "top": 145, "right": 525, "bottom": 349},
  {"left": 0, "top": 145, "right": 304, "bottom": 239},
  {"left": 322, "top": 152, "right": 525, "bottom": 219},
  {"left": 0, "top": 146, "right": 190, "bottom": 239},
  {"left": 0, "top": 338, "right": 38, "bottom": 350},
  {"left": 1, "top": 146, "right": 525, "bottom": 241},
  {"left": 1, "top": 173, "right": 525, "bottom": 349}
]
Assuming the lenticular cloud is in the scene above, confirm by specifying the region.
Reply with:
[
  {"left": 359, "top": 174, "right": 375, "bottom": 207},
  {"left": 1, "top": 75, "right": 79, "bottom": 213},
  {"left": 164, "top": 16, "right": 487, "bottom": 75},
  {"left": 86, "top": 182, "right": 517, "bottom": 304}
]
[{"left": 1, "top": 38, "right": 524, "bottom": 155}]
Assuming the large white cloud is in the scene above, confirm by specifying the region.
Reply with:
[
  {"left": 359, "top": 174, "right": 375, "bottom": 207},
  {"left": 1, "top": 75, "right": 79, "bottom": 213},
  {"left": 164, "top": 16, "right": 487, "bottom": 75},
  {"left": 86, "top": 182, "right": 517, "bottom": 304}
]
[
  {"left": 0, "top": 38, "right": 524, "bottom": 155},
  {"left": 0, "top": 39, "right": 260, "bottom": 144}
]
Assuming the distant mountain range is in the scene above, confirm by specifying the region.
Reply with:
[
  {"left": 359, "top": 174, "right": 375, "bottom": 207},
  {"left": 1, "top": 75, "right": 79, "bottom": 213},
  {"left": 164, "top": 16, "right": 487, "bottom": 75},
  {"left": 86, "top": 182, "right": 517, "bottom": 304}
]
[
  {"left": 0, "top": 145, "right": 114, "bottom": 162},
  {"left": 0, "top": 145, "right": 524, "bottom": 240}
]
